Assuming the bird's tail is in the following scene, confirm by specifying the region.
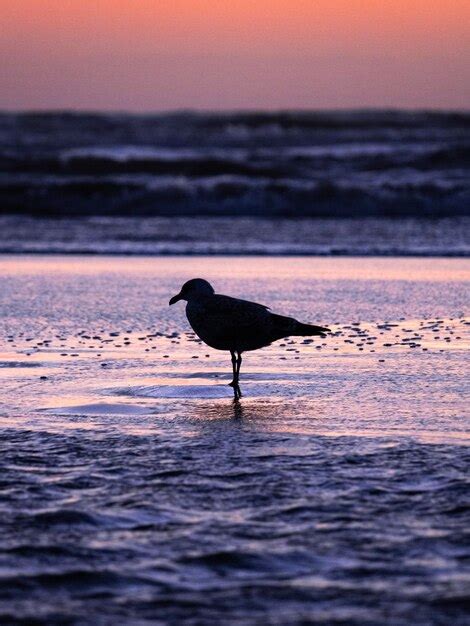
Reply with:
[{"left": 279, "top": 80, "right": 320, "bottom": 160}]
[
  {"left": 271, "top": 313, "right": 330, "bottom": 338},
  {"left": 293, "top": 321, "right": 330, "bottom": 337}
]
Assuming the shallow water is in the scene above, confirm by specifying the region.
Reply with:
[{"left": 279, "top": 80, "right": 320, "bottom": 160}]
[
  {"left": 1, "top": 216, "right": 470, "bottom": 256},
  {"left": 0, "top": 256, "right": 469, "bottom": 624}
]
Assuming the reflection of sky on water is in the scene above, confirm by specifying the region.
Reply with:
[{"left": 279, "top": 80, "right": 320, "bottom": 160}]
[{"left": 0, "top": 255, "right": 467, "bottom": 444}]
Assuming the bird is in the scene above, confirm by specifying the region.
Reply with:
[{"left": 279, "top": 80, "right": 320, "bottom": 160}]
[{"left": 169, "top": 278, "right": 330, "bottom": 399}]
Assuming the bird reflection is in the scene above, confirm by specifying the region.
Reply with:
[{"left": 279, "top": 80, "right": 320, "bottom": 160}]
[
  {"left": 190, "top": 399, "right": 246, "bottom": 421},
  {"left": 232, "top": 398, "right": 244, "bottom": 419},
  {"left": 189, "top": 397, "right": 288, "bottom": 424}
]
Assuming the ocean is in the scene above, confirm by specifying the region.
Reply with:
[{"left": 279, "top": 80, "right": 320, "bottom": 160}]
[{"left": 1, "top": 110, "right": 469, "bottom": 255}]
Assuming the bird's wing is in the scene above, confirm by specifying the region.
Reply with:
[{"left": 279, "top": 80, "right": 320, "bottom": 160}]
[{"left": 200, "top": 294, "right": 271, "bottom": 330}]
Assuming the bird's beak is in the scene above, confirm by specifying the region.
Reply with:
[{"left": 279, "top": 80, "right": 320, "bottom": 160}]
[{"left": 169, "top": 293, "right": 182, "bottom": 306}]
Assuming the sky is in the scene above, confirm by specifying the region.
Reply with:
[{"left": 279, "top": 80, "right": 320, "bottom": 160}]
[{"left": 1, "top": 0, "right": 469, "bottom": 111}]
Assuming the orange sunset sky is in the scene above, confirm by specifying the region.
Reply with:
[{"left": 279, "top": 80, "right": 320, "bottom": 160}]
[{"left": 1, "top": 0, "right": 469, "bottom": 111}]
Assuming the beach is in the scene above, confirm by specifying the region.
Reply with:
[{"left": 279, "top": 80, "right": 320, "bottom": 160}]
[{"left": 0, "top": 255, "right": 468, "bottom": 624}]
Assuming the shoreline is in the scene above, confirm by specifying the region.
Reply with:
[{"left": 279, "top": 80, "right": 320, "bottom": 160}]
[
  {"left": 0, "top": 250, "right": 469, "bottom": 257},
  {"left": 0, "top": 215, "right": 468, "bottom": 257}
]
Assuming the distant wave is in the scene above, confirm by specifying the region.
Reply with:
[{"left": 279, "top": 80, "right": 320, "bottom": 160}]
[
  {"left": 1, "top": 175, "right": 468, "bottom": 218},
  {"left": 0, "top": 110, "right": 468, "bottom": 219}
]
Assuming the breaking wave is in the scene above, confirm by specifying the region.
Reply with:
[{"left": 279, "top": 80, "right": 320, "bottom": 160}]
[{"left": 0, "top": 110, "right": 468, "bottom": 218}]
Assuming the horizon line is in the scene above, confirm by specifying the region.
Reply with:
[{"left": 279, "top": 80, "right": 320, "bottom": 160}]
[{"left": 1, "top": 106, "right": 469, "bottom": 116}]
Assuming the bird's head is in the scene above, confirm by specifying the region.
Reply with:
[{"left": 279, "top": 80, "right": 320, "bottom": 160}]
[{"left": 169, "top": 278, "right": 215, "bottom": 305}]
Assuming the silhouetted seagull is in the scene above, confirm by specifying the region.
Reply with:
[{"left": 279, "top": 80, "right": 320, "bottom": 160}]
[{"left": 169, "top": 278, "right": 330, "bottom": 399}]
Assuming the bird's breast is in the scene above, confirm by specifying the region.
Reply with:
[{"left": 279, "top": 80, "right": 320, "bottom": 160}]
[{"left": 185, "top": 302, "right": 232, "bottom": 350}]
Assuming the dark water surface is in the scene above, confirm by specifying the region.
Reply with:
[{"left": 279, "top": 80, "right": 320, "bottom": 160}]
[
  {"left": 1, "top": 427, "right": 468, "bottom": 625},
  {"left": 2, "top": 110, "right": 469, "bottom": 219},
  {"left": 0, "top": 256, "right": 469, "bottom": 624},
  {"left": 3, "top": 109, "right": 469, "bottom": 257}
]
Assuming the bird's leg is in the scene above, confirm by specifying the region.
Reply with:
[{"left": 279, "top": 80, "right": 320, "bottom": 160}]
[
  {"left": 234, "top": 352, "right": 243, "bottom": 397},
  {"left": 236, "top": 352, "right": 242, "bottom": 380},
  {"left": 229, "top": 350, "right": 237, "bottom": 387}
]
